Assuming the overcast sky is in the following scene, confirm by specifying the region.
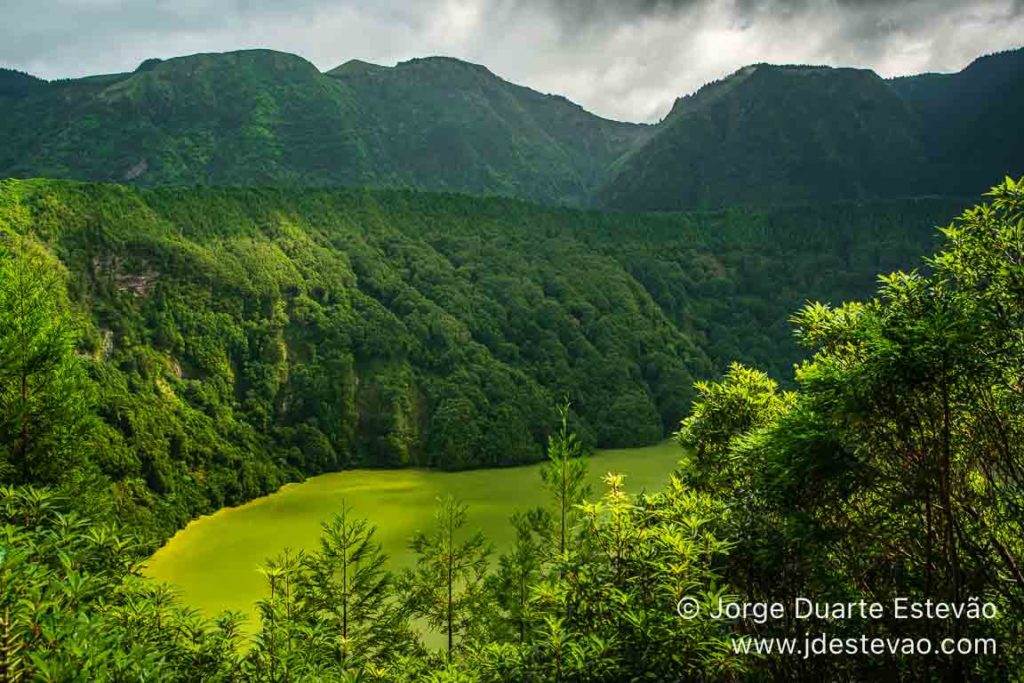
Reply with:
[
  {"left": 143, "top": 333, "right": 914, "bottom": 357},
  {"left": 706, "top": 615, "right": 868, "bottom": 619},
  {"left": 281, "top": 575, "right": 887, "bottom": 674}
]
[{"left": 2, "top": 0, "right": 1021, "bottom": 122}]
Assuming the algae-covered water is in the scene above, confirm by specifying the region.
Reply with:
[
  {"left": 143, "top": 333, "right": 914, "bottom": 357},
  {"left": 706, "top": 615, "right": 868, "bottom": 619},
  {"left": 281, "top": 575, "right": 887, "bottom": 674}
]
[{"left": 145, "top": 441, "right": 684, "bottom": 624}]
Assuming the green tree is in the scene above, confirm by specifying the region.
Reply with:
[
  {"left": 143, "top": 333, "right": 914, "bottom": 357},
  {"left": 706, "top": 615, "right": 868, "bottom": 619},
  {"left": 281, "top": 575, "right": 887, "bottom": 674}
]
[
  {"left": 676, "top": 362, "right": 793, "bottom": 493},
  {"left": 248, "top": 549, "right": 311, "bottom": 681},
  {"left": 300, "top": 504, "right": 410, "bottom": 665},
  {"left": 0, "top": 486, "right": 242, "bottom": 681},
  {"left": 486, "top": 508, "right": 552, "bottom": 644},
  {"left": 674, "top": 178, "right": 1024, "bottom": 679},
  {"left": 401, "top": 495, "right": 491, "bottom": 657},
  {"left": 540, "top": 401, "right": 589, "bottom": 558},
  {"left": 0, "top": 237, "right": 91, "bottom": 484}
]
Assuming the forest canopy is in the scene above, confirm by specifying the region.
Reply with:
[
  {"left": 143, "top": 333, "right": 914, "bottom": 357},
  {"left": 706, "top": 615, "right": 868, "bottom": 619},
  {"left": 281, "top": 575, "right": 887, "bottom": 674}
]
[
  {"left": 0, "top": 179, "right": 961, "bottom": 535},
  {"left": 0, "top": 179, "right": 1019, "bottom": 680}
]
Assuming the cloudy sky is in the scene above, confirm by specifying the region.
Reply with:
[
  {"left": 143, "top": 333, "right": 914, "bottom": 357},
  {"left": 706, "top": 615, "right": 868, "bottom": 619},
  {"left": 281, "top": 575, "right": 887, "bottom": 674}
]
[{"left": 2, "top": 0, "right": 1022, "bottom": 122}]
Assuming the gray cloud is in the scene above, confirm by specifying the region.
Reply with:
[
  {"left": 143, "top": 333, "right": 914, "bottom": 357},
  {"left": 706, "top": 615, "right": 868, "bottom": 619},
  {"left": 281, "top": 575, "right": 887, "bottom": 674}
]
[{"left": 1, "top": 0, "right": 1021, "bottom": 122}]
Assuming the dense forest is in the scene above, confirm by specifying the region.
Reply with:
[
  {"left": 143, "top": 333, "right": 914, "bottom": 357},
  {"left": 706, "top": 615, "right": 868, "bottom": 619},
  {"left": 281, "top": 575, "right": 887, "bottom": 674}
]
[
  {"left": 0, "top": 178, "right": 961, "bottom": 537},
  {"left": 0, "top": 179, "right": 1020, "bottom": 680},
  {"left": 0, "top": 47, "right": 1020, "bottom": 208},
  {"left": 0, "top": 40, "right": 1020, "bottom": 682}
]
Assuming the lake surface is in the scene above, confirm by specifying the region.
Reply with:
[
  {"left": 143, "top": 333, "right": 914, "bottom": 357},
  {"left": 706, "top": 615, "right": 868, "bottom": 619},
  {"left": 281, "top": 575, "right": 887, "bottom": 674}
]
[{"left": 145, "top": 441, "right": 684, "bottom": 625}]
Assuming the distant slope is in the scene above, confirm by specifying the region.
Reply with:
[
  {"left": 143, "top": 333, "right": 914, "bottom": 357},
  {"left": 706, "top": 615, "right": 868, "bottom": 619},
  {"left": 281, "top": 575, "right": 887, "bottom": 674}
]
[
  {"left": 891, "top": 48, "right": 1024, "bottom": 196},
  {"left": 0, "top": 50, "right": 648, "bottom": 205},
  {"left": 0, "top": 51, "right": 372, "bottom": 186},
  {"left": 0, "top": 47, "right": 1019, "bottom": 208},
  {"left": 597, "top": 65, "right": 927, "bottom": 210},
  {"left": 0, "top": 67, "right": 45, "bottom": 97},
  {"left": 598, "top": 48, "right": 1023, "bottom": 211},
  {"left": 0, "top": 179, "right": 960, "bottom": 532},
  {"left": 327, "top": 57, "right": 649, "bottom": 205}
]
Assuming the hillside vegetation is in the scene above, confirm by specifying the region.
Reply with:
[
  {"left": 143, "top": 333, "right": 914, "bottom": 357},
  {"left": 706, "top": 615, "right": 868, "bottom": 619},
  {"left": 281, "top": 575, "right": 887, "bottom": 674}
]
[
  {"left": 0, "top": 180, "right": 1020, "bottom": 681},
  {"left": 1, "top": 48, "right": 1020, "bottom": 208},
  {"left": 0, "top": 51, "right": 648, "bottom": 206},
  {"left": 600, "top": 49, "right": 1024, "bottom": 209},
  {"left": 598, "top": 65, "right": 926, "bottom": 209},
  {"left": 0, "top": 179, "right": 960, "bottom": 533}
]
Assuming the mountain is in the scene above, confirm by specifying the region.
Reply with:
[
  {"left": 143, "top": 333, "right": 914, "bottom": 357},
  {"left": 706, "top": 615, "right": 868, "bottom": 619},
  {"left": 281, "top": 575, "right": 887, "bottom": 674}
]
[
  {"left": 891, "top": 48, "right": 1024, "bottom": 196},
  {"left": 0, "top": 179, "right": 959, "bottom": 531},
  {"left": 0, "top": 50, "right": 648, "bottom": 205},
  {"left": 0, "top": 67, "right": 45, "bottom": 97},
  {"left": 0, "top": 51, "right": 372, "bottom": 187},
  {"left": 597, "top": 64, "right": 928, "bottom": 210},
  {"left": 0, "top": 47, "right": 1019, "bottom": 209},
  {"left": 326, "top": 56, "right": 649, "bottom": 205},
  {"left": 599, "top": 48, "right": 1023, "bottom": 210}
]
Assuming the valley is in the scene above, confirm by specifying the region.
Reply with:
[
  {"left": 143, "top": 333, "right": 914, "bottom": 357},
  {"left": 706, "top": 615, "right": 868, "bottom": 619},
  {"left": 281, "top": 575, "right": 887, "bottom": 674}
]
[{"left": 0, "top": 29, "right": 1021, "bottom": 679}]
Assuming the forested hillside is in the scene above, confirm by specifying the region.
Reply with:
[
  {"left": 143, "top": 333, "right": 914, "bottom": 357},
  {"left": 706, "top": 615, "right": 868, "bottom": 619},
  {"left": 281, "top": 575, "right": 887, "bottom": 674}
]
[
  {"left": 891, "top": 48, "right": 1024, "bottom": 196},
  {"left": 326, "top": 57, "right": 648, "bottom": 204},
  {"left": 1, "top": 180, "right": 1019, "bottom": 682},
  {"left": 597, "top": 64, "right": 926, "bottom": 209},
  {"left": 0, "top": 50, "right": 647, "bottom": 205},
  {"left": 0, "top": 179, "right": 960, "bottom": 533},
  {"left": 599, "top": 48, "right": 1024, "bottom": 210},
  {"left": 1, "top": 47, "right": 1020, "bottom": 208}
]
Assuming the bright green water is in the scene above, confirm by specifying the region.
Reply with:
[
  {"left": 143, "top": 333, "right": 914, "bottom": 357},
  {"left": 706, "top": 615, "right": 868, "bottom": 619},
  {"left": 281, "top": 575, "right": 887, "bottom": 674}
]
[{"left": 144, "top": 441, "right": 684, "bottom": 625}]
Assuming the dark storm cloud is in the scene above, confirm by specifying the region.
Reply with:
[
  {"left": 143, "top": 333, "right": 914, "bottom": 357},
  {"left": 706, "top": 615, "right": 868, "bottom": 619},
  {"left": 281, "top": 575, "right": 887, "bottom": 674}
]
[{"left": 1, "top": 0, "right": 1021, "bottom": 122}]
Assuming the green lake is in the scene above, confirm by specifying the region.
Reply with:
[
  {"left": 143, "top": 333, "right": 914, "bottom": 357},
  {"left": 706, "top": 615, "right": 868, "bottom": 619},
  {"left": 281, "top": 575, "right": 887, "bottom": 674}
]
[{"left": 145, "top": 441, "right": 684, "bottom": 625}]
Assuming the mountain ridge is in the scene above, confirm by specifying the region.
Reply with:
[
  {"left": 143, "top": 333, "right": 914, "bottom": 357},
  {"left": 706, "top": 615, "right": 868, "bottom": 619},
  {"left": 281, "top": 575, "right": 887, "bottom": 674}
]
[{"left": 1, "top": 46, "right": 1020, "bottom": 209}]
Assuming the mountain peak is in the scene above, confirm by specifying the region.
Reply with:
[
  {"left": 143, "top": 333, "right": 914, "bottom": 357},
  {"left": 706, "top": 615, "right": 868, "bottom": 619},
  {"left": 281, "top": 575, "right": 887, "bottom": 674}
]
[
  {"left": 394, "top": 56, "right": 497, "bottom": 78},
  {"left": 665, "top": 61, "right": 885, "bottom": 121},
  {"left": 147, "top": 49, "right": 321, "bottom": 76},
  {"left": 0, "top": 67, "right": 46, "bottom": 96},
  {"left": 326, "top": 59, "right": 387, "bottom": 76}
]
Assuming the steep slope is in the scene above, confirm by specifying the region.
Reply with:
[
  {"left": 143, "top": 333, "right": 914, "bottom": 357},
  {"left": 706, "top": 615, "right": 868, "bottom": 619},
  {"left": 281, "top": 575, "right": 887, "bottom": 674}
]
[
  {"left": 0, "top": 50, "right": 371, "bottom": 186},
  {"left": 0, "top": 179, "right": 960, "bottom": 533},
  {"left": 0, "top": 67, "right": 46, "bottom": 97},
  {"left": 1, "top": 47, "right": 1018, "bottom": 208},
  {"left": 597, "top": 48, "right": 1023, "bottom": 211},
  {"left": 597, "top": 64, "right": 927, "bottom": 210},
  {"left": 0, "top": 50, "right": 648, "bottom": 205},
  {"left": 327, "top": 57, "right": 650, "bottom": 205},
  {"left": 891, "top": 48, "right": 1024, "bottom": 195}
]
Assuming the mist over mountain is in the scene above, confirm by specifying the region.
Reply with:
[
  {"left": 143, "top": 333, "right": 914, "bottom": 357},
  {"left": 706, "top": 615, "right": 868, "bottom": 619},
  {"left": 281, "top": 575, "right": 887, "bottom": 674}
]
[{"left": 0, "top": 46, "right": 1020, "bottom": 208}]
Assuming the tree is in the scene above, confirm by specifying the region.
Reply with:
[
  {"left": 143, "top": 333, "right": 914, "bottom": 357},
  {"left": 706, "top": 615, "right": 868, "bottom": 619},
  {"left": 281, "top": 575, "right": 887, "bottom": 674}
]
[
  {"left": 0, "top": 237, "right": 91, "bottom": 484},
  {"left": 540, "top": 401, "right": 589, "bottom": 559},
  {"left": 401, "top": 495, "right": 490, "bottom": 657},
  {"left": 676, "top": 362, "right": 794, "bottom": 501},
  {"left": 674, "top": 178, "right": 1024, "bottom": 679},
  {"left": 300, "top": 504, "right": 410, "bottom": 665},
  {"left": 0, "top": 486, "right": 242, "bottom": 681},
  {"left": 486, "top": 507, "right": 552, "bottom": 643}
]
